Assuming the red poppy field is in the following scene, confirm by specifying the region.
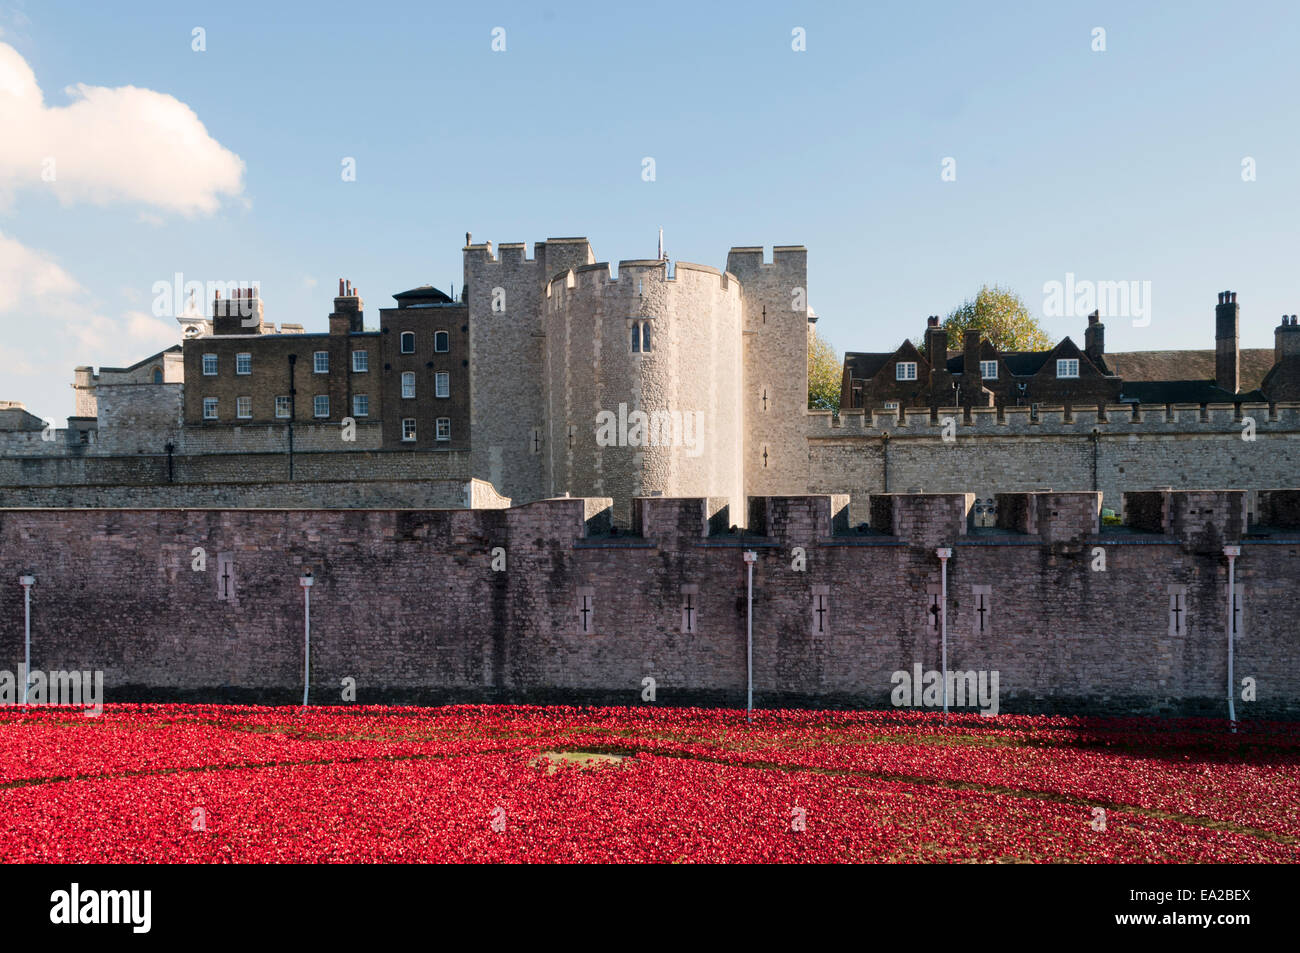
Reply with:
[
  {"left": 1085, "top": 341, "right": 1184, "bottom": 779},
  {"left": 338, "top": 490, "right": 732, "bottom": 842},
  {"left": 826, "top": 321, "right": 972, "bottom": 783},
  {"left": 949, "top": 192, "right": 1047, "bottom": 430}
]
[{"left": 0, "top": 705, "right": 1296, "bottom": 863}]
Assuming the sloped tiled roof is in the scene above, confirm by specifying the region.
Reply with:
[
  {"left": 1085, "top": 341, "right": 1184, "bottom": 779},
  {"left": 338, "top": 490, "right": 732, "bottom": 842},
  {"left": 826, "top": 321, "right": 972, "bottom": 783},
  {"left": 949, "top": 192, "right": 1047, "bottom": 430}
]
[
  {"left": 1108, "top": 349, "right": 1273, "bottom": 391},
  {"left": 842, "top": 352, "right": 894, "bottom": 380},
  {"left": 1000, "top": 352, "right": 1053, "bottom": 376},
  {"left": 1120, "top": 380, "right": 1266, "bottom": 403}
]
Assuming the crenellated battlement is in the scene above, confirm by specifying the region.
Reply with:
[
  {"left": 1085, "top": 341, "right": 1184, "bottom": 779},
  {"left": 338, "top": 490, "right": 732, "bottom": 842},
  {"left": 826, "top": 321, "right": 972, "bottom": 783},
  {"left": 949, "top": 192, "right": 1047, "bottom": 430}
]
[
  {"left": 724, "top": 245, "right": 808, "bottom": 275},
  {"left": 5, "top": 490, "right": 1298, "bottom": 712},
  {"left": 995, "top": 492, "right": 1101, "bottom": 541},
  {"left": 542, "top": 259, "right": 740, "bottom": 301},
  {"left": 811, "top": 401, "right": 1300, "bottom": 437}
]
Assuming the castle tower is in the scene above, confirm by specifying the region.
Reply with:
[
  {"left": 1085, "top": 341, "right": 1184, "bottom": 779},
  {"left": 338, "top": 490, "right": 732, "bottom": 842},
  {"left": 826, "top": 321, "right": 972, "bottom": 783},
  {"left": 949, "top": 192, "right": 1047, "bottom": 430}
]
[
  {"left": 727, "top": 246, "right": 811, "bottom": 501},
  {"left": 542, "top": 258, "right": 744, "bottom": 525},
  {"left": 464, "top": 237, "right": 595, "bottom": 503}
]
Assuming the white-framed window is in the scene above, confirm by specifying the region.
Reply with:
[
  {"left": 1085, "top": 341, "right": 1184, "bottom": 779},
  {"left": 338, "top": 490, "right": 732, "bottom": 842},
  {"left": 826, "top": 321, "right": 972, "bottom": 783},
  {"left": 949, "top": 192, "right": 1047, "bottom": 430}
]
[
  {"left": 313, "top": 395, "right": 329, "bottom": 418},
  {"left": 980, "top": 360, "right": 998, "bottom": 380},
  {"left": 352, "top": 394, "right": 369, "bottom": 417},
  {"left": 235, "top": 353, "right": 252, "bottom": 375},
  {"left": 434, "top": 330, "right": 449, "bottom": 353},
  {"left": 202, "top": 354, "right": 218, "bottom": 376},
  {"left": 1056, "top": 358, "right": 1079, "bottom": 378},
  {"left": 313, "top": 351, "right": 329, "bottom": 374},
  {"left": 896, "top": 361, "right": 917, "bottom": 381},
  {"left": 275, "top": 396, "right": 291, "bottom": 418},
  {"left": 436, "top": 417, "right": 451, "bottom": 441},
  {"left": 401, "top": 371, "right": 416, "bottom": 398},
  {"left": 402, "top": 418, "right": 417, "bottom": 441},
  {"left": 203, "top": 397, "right": 218, "bottom": 419},
  {"left": 400, "top": 331, "right": 415, "bottom": 354},
  {"left": 883, "top": 401, "right": 900, "bottom": 411},
  {"left": 352, "top": 350, "right": 369, "bottom": 372},
  {"left": 435, "top": 372, "right": 449, "bottom": 398},
  {"left": 236, "top": 396, "right": 252, "bottom": 419}
]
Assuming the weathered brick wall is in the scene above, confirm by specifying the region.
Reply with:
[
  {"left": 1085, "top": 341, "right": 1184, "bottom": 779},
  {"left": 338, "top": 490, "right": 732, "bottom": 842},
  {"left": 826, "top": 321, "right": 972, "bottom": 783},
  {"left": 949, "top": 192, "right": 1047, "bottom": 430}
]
[{"left": 0, "top": 491, "right": 1293, "bottom": 715}]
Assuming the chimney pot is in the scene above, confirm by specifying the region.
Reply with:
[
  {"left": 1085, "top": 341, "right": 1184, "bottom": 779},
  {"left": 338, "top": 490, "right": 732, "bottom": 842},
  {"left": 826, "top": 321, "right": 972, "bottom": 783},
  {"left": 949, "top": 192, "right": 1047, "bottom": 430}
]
[
  {"left": 1231, "top": 292, "right": 1237, "bottom": 304},
  {"left": 927, "top": 315, "right": 938, "bottom": 327}
]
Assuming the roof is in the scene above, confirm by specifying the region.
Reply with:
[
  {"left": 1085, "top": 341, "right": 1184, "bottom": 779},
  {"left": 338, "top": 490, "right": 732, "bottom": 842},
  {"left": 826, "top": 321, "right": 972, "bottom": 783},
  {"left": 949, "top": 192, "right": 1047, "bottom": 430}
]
[
  {"left": 999, "top": 352, "right": 1052, "bottom": 376},
  {"left": 392, "top": 285, "right": 453, "bottom": 307},
  {"left": 842, "top": 352, "right": 894, "bottom": 380},
  {"left": 1119, "top": 380, "right": 1267, "bottom": 403},
  {"left": 95, "top": 344, "right": 183, "bottom": 375},
  {"left": 1108, "top": 349, "right": 1273, "bottom": 391}
]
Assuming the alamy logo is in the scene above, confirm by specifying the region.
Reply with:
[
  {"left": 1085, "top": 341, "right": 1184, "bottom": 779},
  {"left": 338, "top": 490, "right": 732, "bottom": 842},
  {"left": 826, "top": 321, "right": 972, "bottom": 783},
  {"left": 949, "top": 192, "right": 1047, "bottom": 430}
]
[
  {"left": 50, "top": 883, "right": 151, "bottom": 933},
  {"left": 0, "top": 665, "right": 103, "bottom": 717},
  {"left": 1042, "top": 273, "right": 1152, "bottom": 327},
  {"left": 151, "top": 273, "right": 260, "bottom": 321},
  {"left": 594, "top": 403, "right": 705, "bottom": 458},
  {"left": 890, "top": 664, "right": 1000, "bottom": 716}
]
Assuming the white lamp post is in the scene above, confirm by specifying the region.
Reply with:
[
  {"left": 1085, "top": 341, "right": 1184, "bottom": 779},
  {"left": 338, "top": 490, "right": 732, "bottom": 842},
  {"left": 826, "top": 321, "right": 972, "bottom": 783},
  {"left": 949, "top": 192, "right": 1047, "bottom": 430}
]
[
  {"left": 1224, "top": 546, "right": 1240, "bottom": 732},
  {"left": 743, "top": 550, "right": 757, "bottom": 722},
  {"left": 300, "top": 570, "right": 314, "bottom": 706},
  {"left": 18, "top": 573, "right": 34, "bottom": 705},
  {"left": 936, "top": 548, "right": 952, "bottom": 719}
]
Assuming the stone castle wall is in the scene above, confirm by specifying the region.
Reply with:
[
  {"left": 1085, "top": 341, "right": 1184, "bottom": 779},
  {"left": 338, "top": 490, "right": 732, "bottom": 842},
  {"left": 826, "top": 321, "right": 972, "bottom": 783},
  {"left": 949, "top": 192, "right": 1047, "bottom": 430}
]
[
  {"left": 728, "top": 246, "right": 812, "bottom": 501},
  {"left": 0, "top": 490, "right": 1292, "bottom": 716},
  {"left": 808, "top": 403, "right": 1300, "bottom": 516}
]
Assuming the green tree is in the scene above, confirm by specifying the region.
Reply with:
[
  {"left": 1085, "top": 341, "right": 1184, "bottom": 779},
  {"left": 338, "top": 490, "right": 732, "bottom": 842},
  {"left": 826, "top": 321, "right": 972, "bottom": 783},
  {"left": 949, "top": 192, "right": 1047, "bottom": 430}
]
[
  {"left": 808, "top": 326, "right": 841, "bottom": 411},
  {"left": 941, "top": 284, "right": 1052, "bottom": 353}
]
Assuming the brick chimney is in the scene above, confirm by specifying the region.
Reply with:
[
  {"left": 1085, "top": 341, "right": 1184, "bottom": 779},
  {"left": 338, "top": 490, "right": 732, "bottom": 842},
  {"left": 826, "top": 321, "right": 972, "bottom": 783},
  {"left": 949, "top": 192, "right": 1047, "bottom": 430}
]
[
  {"left": 962, "top": 328, "right": 982, "bottom": 384},
  {"left": 212, "top": 286, "right": 264, "bottom": 335},
  {"left": 330, "top": 278, "right": 364, "bottom": 335},
  {"left": 1276, "top": 314, "right": 1300, "bottom": 363},
  {"left": 924, "top": 316, "right": 947, "bottom": 364},
  {"left": 1084, "top": 309, "right": 1104, "bottom": 364},
  {"left": 1215, "top": 291, "right": 1240, "bottom": 394}
]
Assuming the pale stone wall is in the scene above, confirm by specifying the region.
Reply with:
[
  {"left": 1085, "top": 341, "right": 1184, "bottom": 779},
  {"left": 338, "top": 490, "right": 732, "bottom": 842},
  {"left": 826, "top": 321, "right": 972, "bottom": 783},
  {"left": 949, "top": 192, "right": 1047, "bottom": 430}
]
[
  {"left": 728, "top": 246, "right": 813, "bottom": 501},
  {"left": 543, "top": 259, "right": 744, "bottom": 525},
  {"left": 464, "top": 238, "right": 595, "bottom": 506},
  {"left": 807, "top": 403, "right": 1300, "bottom": 517}
]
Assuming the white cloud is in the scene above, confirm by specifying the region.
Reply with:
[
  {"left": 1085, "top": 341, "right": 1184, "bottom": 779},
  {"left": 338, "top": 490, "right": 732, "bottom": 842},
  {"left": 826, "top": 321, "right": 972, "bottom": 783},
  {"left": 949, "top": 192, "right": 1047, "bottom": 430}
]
[
  {"left": 0, "top": 42, "right": 244, "bottom": 215},
  {"left": 0, "top": 231, "right": 180, "bottom": 416}
]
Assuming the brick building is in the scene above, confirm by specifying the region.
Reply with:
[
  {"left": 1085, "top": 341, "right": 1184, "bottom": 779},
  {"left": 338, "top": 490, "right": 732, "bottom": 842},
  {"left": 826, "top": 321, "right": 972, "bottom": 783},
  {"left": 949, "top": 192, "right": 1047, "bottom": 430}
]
[
  {"left": 182, "top": 280, "right": 468, "bottom": 451},
  {"left": 838, "top": 293, "right": 1300, "bottom": 414}
]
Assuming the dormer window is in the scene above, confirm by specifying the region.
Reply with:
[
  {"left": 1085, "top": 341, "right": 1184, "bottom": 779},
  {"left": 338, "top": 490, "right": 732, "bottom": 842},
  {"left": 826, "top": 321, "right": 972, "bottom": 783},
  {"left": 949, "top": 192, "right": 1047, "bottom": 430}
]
[
  {"left": 1056, "top": 359, "right": 1079, "bottom": 379},
  {"left": 980, "top": 360, "right": 998, "bottom": 380},
  {"left": 896, "top": 361, "right": 917, "bottom": 381}
]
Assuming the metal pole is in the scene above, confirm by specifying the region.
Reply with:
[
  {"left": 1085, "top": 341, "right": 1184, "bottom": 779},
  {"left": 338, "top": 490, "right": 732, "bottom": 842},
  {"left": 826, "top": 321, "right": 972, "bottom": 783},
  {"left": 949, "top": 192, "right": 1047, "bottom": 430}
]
[
  {"left": 1225, "top": 546, "right": 1240, "bottom": 731},
  {"left": 301, "top": 571, "right": 313, "bottom": 706},
  {"left": 20, "top": 574, "right": 34, "bottom": 705},
  {"left": 936, "top": 548, "right": 952, "bottom": 719},
  {"left": 304, "top": 585, "right": 310, "bottom": 706},
  {"left": 744, "top": 550, "right": 756, "bottom": 722}
]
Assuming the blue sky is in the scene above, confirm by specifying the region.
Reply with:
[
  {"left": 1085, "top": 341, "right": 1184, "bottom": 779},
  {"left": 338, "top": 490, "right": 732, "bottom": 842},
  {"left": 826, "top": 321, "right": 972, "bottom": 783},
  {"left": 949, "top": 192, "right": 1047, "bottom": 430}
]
[{"left": 2, "top": 0, "right": 1298, "bottom": 419}]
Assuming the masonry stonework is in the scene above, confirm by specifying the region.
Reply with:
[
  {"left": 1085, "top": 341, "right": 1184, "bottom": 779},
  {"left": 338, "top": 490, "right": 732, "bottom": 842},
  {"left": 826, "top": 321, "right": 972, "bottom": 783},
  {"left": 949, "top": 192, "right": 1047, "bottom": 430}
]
[{"left": 0, "top": 490, "right": 1292, "bottom": 715}]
